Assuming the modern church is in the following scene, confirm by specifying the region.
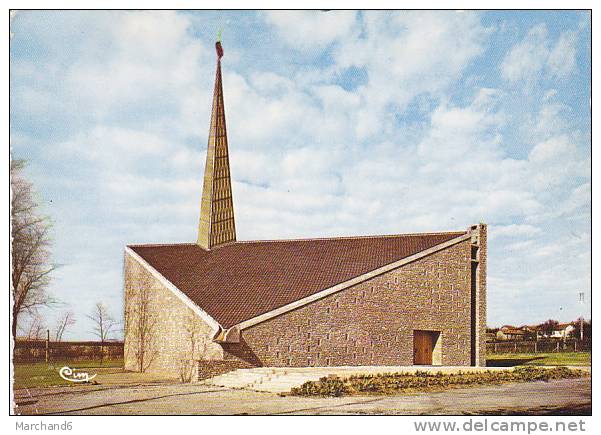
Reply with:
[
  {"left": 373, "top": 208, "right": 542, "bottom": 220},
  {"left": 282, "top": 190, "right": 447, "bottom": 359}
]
[{"left": 123, "top": 41, "right": 487, "bottom": 377}]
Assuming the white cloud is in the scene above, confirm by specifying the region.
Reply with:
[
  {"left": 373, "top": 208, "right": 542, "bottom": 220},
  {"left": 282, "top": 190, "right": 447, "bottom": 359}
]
[
  {"left": 332, "top": 11, "right": 491, "bottom": 139},
  {"left": 57, "top": 126, "right": 169, "bottom": 162},
  {"left": 501, "top": 24, "right": 578, "bottom": 83},
  {"left": 501, "top": 24, "right": 548, "bottom": 83},
  {"left": 527, "top": 135, "right": 589, "bottom": 192},
  {"left": 490, "top": 224, "right": 542, "bottom": 239},
  {"left": 263, "top": 11, "right": 357, "bottom": 52},
  {"left": 561, "top": 183, "right": 591, "bottom": 215},
  {"left": 547, "top": 31, "right": 577, "bottom": 78},
  {"left": 12, "top": 11, "right": 212, "bottom": 140},
  {"left": 10, "top": 11, "right": 590, "bottom": 335},
  {"left": 529, "top": 135, "right": 573, "bottom": 162}
]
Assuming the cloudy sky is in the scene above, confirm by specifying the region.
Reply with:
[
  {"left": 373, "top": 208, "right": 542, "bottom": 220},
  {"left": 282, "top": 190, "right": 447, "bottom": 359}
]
[{"left": 10, "top": 10, "right": 590, "bottom": 340}]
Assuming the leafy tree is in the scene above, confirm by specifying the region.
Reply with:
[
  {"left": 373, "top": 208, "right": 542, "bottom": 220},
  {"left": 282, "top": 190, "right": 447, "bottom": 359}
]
[
  {"left": 569, "top": 318, "right": 592, "bottom": 340},
  {"left": 539, "top": 319, "right": 559, "bottom": 338},
  {"left": 584, "top": 319, "right": 592, "bottom": 340}
]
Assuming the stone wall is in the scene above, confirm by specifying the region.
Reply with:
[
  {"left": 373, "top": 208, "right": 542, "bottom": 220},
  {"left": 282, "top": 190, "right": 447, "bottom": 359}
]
[
  {"left": 224, "top": 237, "right": 479, "bottom": 367},
  {"left": 123, "top": 251, "right": 224, "bottom": 375},
  {"left": 197, "top": 360, "right": 253, "bottom": 381},
  {"left": 125, "top": 227, "right": 487, "bottom": 372},
  {"left": 476, "top": 224, "right": 488, "bottom": 367}
]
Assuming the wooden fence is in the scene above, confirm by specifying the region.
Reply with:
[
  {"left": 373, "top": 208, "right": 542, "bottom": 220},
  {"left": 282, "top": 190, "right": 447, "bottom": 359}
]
[
  {"left": 13, "top": 340, "right": 124, "bottom": 363},
  {"left": 486, "top": 339, "right": 591, "bottom": 354}
]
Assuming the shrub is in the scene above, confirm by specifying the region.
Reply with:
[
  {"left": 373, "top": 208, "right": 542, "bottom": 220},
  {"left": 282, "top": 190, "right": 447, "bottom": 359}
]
[{"left": 289, "top": 367, "right": 587, "bottom": 397}]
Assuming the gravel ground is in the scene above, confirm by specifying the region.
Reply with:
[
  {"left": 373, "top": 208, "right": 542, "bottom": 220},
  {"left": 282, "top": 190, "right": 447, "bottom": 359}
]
[{"left": 13, "top": 377, "right": 591, "bottom": 416}]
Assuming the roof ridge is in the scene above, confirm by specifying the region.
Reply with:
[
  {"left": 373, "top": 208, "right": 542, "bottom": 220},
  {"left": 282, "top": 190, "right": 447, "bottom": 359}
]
[
  {"left": 127, "top": 231, "right": 467, "bottom": 248},
  {"left": 127, "top": 242, "right": 198, "bottom": 248},
  {"left": 235, "top": 231, "right": 466, "bottom": 244}
]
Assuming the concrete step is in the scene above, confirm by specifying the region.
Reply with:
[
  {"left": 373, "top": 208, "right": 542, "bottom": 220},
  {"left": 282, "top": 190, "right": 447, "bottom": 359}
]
[
  {"left": 207, "top": 371, "right": 269, "bottom": 388},
  {"left": 202, "top": 365, "right": 516, "bottom": 394},
  {"left": 217, "top": 371, "right": 327, "bottom": 393}
]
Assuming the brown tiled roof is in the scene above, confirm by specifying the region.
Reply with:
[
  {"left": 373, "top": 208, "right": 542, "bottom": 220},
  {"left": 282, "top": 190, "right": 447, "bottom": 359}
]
[
  {"left": 500, "top": 327, "right": 525, "bottom": 334},
  {"left": 129, "top": 232, "right": 466, "bottom": 328}
]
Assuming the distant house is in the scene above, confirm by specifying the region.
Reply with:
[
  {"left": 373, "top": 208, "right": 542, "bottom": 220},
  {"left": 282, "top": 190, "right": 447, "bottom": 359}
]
[
  {"left": 544, "top": 323, "right": 576, "bottom": 339},
  {"left": 519, "top": 325, "right": 539, "bottom": 340},
  {"left": 496, "top": 326, "right": 526, "bottom": 341},
  {"left": 493, "top": 322, "right": 578, "bottom": 341}
]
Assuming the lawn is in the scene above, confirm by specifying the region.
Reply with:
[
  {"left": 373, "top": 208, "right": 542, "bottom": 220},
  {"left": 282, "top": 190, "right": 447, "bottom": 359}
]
[
  {"left": 486, "top": 352, "right": 591, "bottom": 367},
  {"left": 13, "top": 359, "right": 123, "bottom": 389},
  {"left": 289, "top": 367, "right": 588, "bottom": 397}
]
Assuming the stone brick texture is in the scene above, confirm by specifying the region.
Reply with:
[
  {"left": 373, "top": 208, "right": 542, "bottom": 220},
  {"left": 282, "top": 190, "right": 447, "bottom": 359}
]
[
  {"left": 224, "top": 236, "right": 485, "bottom": 367},
  {"left": 123, "top": 253, "right": 224, "bottom": 375},
  {"left": 124, "top": 226, "right": 486, "bottom": 374},
  {"left": 477, "top": 224, "right": 487, "bottom": 367},
  {"left": 196, "top": 360, "right": 253, "bottom": 381}
]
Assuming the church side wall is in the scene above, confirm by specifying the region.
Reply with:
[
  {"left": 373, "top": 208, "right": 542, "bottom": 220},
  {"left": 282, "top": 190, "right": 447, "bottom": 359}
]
[
  {"left": 477, "top": 224, "right": 487, "bottom": 367},
  {"left": 224, "top": 239, "right": 475, "bottom": 367},
  {"left": 123, "top": 252, "right": 224, "bottom": 376}
]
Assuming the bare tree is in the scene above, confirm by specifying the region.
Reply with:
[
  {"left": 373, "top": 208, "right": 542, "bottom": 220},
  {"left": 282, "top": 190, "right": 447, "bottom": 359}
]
[
  {"left": 11, "top": 159, "right": 56, "bottom": 340},
  {"left": 54, "top": 310, "right": 76, "bottom": 342},
  {"left": 178, "top": 312, "right": 208, "bottom": 383},
  {"left": 24, "top": 312, "right": 47, "bottom": 340},
  {"left": 124, "top": 275, "right": 158, "bottom": 373},
  {"left": 87, "top": 302, "right": 117, "bottom": 363}
]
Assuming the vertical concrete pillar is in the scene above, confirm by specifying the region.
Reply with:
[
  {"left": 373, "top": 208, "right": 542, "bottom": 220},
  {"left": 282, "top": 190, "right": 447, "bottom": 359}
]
[
  {"left": 469, "top": 223, "right": 487, "bottom": 367},
  {"left": 476, "top": 223, "right": 487, "bottom": 367}
]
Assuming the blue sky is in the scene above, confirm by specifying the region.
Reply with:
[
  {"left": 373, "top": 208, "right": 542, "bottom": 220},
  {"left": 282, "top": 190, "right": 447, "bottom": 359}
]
[{"left": 10, "top": 10, "right": 591, "bottom": 340}]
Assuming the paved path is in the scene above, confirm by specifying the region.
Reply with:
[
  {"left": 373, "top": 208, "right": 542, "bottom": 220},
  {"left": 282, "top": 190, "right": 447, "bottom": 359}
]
[
  {"left": 14, "top": 377, "right": 591, "bottom": 415},
  {"left": 203, "top": 365, "right": 516, "bottom": 393}
]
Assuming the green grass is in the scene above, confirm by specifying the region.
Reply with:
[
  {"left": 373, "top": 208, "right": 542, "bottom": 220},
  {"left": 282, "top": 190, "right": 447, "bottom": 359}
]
[
  {"left": 13, "top": 359, "right": 123, "bottom": 389},
  {"left": 486, "top": 352, "right": 591, "bottom": 367},
  {"left": 289, "top": 367, "right": 589, "bottom": 397}
]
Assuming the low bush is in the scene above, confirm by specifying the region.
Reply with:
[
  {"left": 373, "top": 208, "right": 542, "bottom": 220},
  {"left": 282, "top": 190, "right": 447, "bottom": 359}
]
[{"left": 289, "top": 366, "right": 588, "bottom": 397}]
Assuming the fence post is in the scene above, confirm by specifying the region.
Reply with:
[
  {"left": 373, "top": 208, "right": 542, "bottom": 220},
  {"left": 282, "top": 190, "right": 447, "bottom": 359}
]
[
  {"left": 514, "top": 342, "right": 517, "bottom": 352},
  {"left": 45, "top": 329, "right": 50, "bottom": 363},
  {"left": 534, "top": 341, "right": 537, "bottom": 353},
  {"left": 494, "top": 343, "right": 497, "bottom": 353},
  {"left": 556, "top": 341, "right": 560, "bottom": 352}
]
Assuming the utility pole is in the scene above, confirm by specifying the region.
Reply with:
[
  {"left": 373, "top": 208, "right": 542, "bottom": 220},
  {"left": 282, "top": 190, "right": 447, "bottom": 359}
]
[
  {"left": 45, "top": 329, "right": 50, "bottom": 363},
  {"left": 579, "top": 292, "right": 585, "bottom": 341}
]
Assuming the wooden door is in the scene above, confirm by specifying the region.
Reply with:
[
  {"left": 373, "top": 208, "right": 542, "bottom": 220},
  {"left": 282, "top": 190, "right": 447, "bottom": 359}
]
[{"left": 413, "top": 330, "right": 433, "bottom": 365}]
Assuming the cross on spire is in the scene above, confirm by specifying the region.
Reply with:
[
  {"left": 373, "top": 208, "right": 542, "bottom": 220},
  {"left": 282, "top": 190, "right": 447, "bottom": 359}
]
[{"left": 197, "top": 41, "right": 236, "bottom": 250}]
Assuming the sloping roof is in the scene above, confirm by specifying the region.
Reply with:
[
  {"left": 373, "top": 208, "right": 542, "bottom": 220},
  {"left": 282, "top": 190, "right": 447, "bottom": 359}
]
[
  {"left": 129, "top": 232, "right": 466, "bottom": 328},
  {"left": 500, "top": 326, "right": 525, "bottom": 334}
]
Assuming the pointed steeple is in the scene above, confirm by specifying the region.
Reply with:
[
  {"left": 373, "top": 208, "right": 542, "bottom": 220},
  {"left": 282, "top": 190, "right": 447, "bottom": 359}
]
[{"left": 197, "top": 40, "right": 236, "bottom": 250}]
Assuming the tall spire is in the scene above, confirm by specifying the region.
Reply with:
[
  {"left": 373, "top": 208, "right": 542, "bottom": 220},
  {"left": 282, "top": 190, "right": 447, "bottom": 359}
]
[{"left": 197, "top": 40, "right": 236, "bottom": 250}]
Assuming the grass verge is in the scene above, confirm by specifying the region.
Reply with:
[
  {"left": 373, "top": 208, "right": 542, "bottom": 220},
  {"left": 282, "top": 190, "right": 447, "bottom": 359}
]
[
  {"left": 289, "top": 367, "right": 589, "bottom": 397},
  {"left": 486, "top": 352, "right": 590, "bottom": 367},
  {"left": 13, "top": 359, "right": 123, "bottom": 389}
]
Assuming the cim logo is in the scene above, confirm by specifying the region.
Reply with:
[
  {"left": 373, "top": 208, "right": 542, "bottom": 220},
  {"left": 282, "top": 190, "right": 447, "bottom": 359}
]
[{"left": 59, "top": 366, "right": 97, "bottom": 383}]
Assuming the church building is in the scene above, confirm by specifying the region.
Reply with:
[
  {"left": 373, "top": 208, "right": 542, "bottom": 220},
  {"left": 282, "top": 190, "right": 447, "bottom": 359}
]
[{"left": 123, "top": 41, "right": 487, "bottom": 377}]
